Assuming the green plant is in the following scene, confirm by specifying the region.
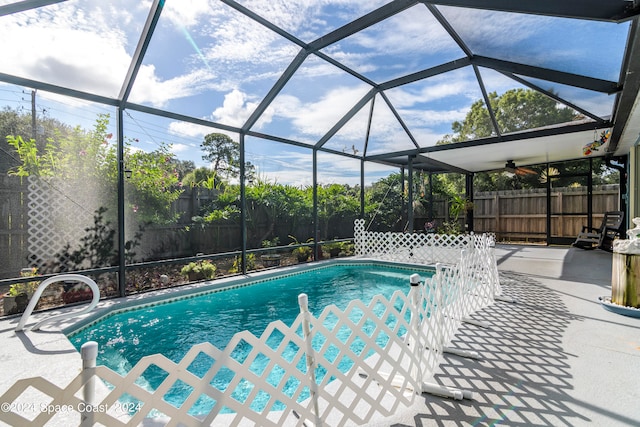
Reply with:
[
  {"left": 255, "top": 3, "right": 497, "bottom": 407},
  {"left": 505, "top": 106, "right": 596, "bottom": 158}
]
[
  {"left": 339, "top": 242, "right": 354, "bottom": 256},
  {"left": 181, "top": 260, "right": 217, "bottom": 280},
  {"left": 288, "top": 235, "right": 313, "bottom": 262},
  {"left": 261, "top": 237, "right": 280, "bottom": 249},
  {"left": 7, "top": 115, "right": 184, "bottom": 226},
  {"left": 6, "top": 135, "right": 58, "bottom": 178},
  {"left": 438, "top": 220, "right": 463, "bottom": 235},
  {"left": 228, "top": 254, "right": 256, "bottom": 274},
  {"left": 8, "top": 267, "right": 39, "bottom": 297},
  {"left": 323, "top": 241, "right": 355, "bottom": 257},
  {"left": 292, "top": 246, "right": 312, "bottom": 262},
  {"left": 449, "top": 193, "right": 473, "bottom": 221},
  {"left": 323, "top": 242, "right": 342, "bottom": 257}
]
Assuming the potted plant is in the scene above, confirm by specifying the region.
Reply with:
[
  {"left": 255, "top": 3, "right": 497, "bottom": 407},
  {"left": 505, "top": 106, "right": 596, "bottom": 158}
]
[
  {"left": 324, "top": 242, "right": 343, "bottom": 258},
  {"left": 288, "top": 235, "right": 313, "bottom": 263},
  {"left": 292, "top": 246, "right": 312, "bottom": 263},
  {"left": 181, "top": 260, "right": 217, "bottom": 282},
  {"left": 446, "top": 193, "right": 474, "bottom": 234},
  {"left": 424, "top": 220, "right": 436, "bottom": 234},
  {"left": 260, "top": 238, "right": 282, "bottom": 267},
  {"left": 3, "top": 267, "right": 39, "bottom": 315}
]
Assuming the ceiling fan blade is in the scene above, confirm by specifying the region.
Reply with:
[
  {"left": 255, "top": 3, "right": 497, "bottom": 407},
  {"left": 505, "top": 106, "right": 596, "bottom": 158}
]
[{"left": 515, "top": 167, "right": 537, "bottom": 176}]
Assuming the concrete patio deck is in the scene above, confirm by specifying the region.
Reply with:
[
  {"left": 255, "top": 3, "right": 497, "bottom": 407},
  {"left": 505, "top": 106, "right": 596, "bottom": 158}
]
[
  {"left": 0, "top": 244, "right": 639, "bottom": 426},
  {"left": 372, "top": 244, "right": 640, "bottom": 427}
]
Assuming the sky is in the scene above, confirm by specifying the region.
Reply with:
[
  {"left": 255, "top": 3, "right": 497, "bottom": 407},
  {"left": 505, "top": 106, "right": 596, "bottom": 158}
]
[{"left": 0, "top": 0, "right": 630, "bottom": 186}]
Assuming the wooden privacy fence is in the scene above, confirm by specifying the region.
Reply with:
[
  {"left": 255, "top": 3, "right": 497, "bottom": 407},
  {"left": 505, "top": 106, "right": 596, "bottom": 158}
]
[
  {"left": 0, "top": 181, "right": 620, "bottom": 279},
  {"left": 473, "top": 185, "right": 620, "bottom": 241},
  {"left": 0, "top": 176, "right": 27, "bottom": 279}
]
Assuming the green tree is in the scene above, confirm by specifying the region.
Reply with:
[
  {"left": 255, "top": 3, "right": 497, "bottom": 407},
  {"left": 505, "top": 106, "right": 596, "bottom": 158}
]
[
  {"left": 441, "top": 88, "right": 577, "bottom": 144},
  {"left": 120, "top": 142, "right": 183, "bottom": 224},
  {"left": 1, "top": 107, "right": 73, "bottom": 174},
  {"left": 201, "top": 133, "right": 239, "bottom": 180},
  {"left": 437, "top": 88, "right": 589, "bottom": 193},
  {"left": 200, "top": 132, "right": 257, "bottom": 182},
  {"left": 182, "top": 166, "right": 223, "bottom": 189},
  {"left": 245, "top": 179, "right": 310, "bottom": 245},
  {"left": 6, "top": 113, "right": 183, "bottom": 225},
  {"left": 364, "top": 173, "right": 404, "bottom": 231},
  {"left": 172, "top": 159, "right": 196, "bottom": 183},
  {"left": 317, "top": 183, "right": 360, "bottom": 239}
]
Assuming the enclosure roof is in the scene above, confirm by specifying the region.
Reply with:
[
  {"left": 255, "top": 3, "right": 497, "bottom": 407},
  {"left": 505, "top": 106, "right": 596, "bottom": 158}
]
[{"left": 1, "top": 0, "right": 640, "bottom": 175}]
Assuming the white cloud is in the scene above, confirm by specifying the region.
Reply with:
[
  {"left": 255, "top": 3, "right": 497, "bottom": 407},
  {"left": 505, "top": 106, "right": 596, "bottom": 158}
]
[
  {"left": 211, "top": 90, "right": 260, "bottom": 128},
  {"left": 251, "top": 149, "right": 364, "bottom": 186},
  {"left": 400, "top": 108, "right": 468, "bottom": 126},
  {"left": 347, "top": 4, "right": 454, "bottom": 56},
  {"left": 166, "top": 88, "right": 269, "bottom": 137},
  {"left": 168, "top": 121, "right": 210, "bottom": 138},
  {"left": 170, "top": 143, "right": 192, "bottom": 153},
  {"left": 251, "top": 148, "right": 397, "bottom": 187},
  {"left": 129, "top": 67, "right": 215, "bottom": 107},
  {"left": 266, "top": 85, "right": 370, "bottom": 137},
  {"left": 437, "top": 6, "right": 545, "bottom": 51},
  {"left": 166, "top": 121, "right": 238, "bottom": 147},
  {"left": 0, "top": 1, "right": 221, "bottom": 108},
  {"left": 162, "top": 0, "right": 218, "bottom": 28},
  {"left": 3, "top": 26, "right": 129, "bottom": 97},
  {"left": 216, "top": 0, "right": 387, "bottom": 39}
]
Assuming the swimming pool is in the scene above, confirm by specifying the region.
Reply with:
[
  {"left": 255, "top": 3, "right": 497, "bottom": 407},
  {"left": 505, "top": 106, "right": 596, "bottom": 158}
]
[{"left": 66, "top": 261, "right": 434, "bottom": 415}]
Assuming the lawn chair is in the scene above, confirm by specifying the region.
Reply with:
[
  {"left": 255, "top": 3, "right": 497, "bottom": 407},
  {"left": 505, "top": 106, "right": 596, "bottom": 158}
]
[{"left": 572, "top": 211, "right": 624, "bottom": 251}]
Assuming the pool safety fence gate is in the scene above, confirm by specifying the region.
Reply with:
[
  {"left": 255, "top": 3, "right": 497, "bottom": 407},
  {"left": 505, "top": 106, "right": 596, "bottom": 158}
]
[{"left": 1, "top": 231, "right": 502, "bottom": 427}]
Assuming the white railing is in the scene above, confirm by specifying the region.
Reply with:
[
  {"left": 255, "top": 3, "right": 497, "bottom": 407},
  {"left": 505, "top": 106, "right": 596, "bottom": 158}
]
[
  {"left": 1, "top": 226, "right": 503, "bottom": 426},
  {"left": 16, "top": 274, "right": 100, "bottom": 332}
]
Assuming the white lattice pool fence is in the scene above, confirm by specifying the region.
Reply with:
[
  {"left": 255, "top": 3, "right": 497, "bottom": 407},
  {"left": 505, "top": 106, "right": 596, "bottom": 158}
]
[
  {"left": 1, "top": 233, "right": 501, "bottom": 426},
  {"left": 354, "top": 219, "right": 500, "bottom": 297},
  {"left": 353, "top": 219, "right": 497, "bottom": 268}
]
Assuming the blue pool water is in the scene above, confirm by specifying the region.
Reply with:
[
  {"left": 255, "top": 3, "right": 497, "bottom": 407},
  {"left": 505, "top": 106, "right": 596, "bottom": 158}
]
[{"left": 67, "top": 262, "right": 433, "bottom": 415}]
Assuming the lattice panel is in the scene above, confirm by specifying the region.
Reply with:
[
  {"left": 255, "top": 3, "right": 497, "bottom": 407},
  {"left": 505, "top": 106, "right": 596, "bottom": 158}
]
[
  {"left": 354, "top": 218, "right": 488, "bottom": 266},
  {"left": 460, "top": 245, "right": 496, "bottom": 316},
  {"left": 27, "top": 176, "right": 94, "bottom": 270},
  {"left": 1, "top": 287, "right": 439, "bottom": 427},
  {"left": 433, "top": 262, "right": 466, "bottom": 348},
  {"left": 429, "top": 241, "right": 500, "bottom": 350},
  {"left": 305, "top": 292, "right": 419, "bottom": 425}
]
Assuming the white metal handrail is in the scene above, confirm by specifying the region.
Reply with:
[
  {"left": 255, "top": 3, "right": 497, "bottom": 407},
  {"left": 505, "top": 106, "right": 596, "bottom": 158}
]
[{"left": 15, "top": 274, "right": 100, "bottom": 332}]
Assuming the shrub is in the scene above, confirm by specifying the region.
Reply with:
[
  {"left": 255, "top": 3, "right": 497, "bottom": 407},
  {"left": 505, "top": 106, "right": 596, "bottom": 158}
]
[
  {"left": 8, "top": 267, "right": 39, "bottom": 297},
  {"left": 181, "top": 260, "right": 216, "bottom": 280},
  {"left": 228, "top": 254, "right": 256, "bottom": 274}
]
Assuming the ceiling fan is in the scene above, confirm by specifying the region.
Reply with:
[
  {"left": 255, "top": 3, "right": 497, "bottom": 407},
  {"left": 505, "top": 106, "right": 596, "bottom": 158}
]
[{"left": 504, "top": 160, "right": 537, "bottom": 176}]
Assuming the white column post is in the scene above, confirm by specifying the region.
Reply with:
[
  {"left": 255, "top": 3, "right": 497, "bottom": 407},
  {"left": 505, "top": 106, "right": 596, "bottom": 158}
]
[
  {"left": 80, "top": 341, "right": 98, "bottom": 427},
  {"left": 409, "top": 273, "right": 423, "bottom": 393},
  {"left": 298, "top": 294, "right": 322, "bottom": 427}
]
